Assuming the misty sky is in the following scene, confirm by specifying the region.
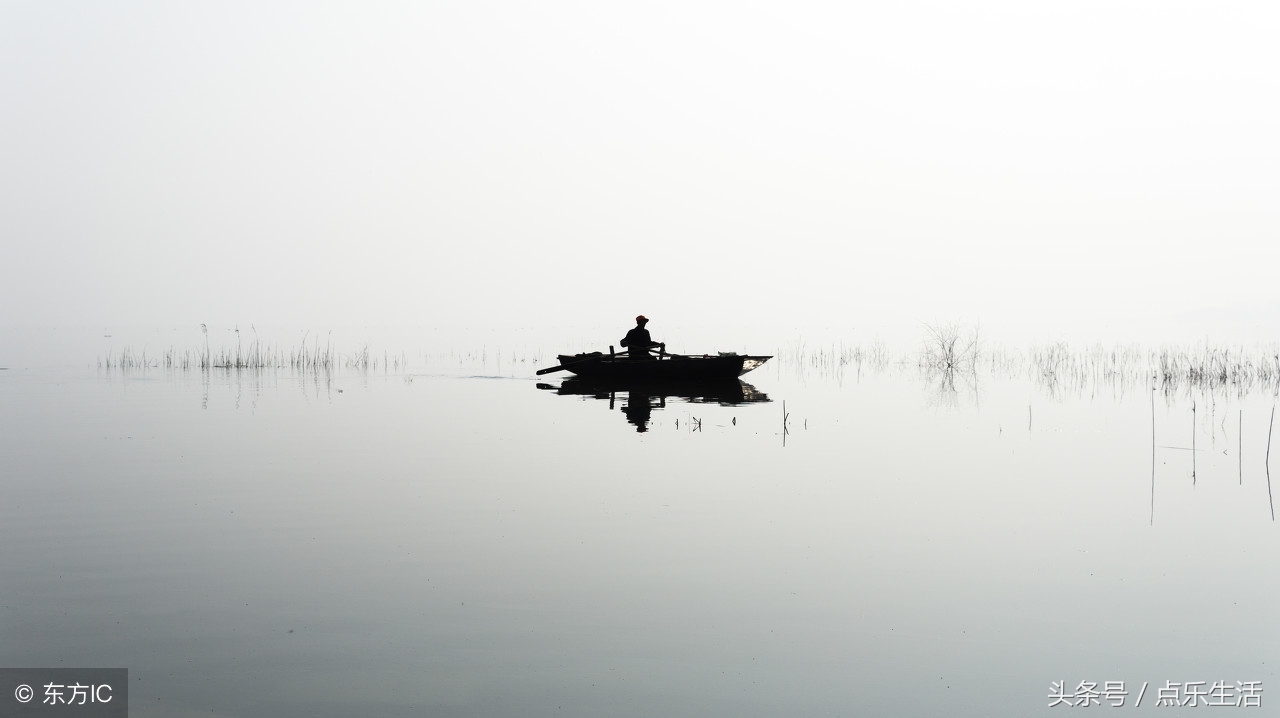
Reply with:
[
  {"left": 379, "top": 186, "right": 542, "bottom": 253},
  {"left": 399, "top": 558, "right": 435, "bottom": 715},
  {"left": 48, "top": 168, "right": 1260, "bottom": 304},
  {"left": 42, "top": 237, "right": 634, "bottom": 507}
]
[{"left": 3, "top": 1, "right": 1278, "bottom": 344}]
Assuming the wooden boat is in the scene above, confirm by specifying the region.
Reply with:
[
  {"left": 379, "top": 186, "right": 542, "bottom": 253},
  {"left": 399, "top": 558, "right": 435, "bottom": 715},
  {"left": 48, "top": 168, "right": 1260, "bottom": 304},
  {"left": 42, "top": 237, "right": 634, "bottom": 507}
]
[{"left": 546, "top": 351, "right": 771, "bottom": 380}]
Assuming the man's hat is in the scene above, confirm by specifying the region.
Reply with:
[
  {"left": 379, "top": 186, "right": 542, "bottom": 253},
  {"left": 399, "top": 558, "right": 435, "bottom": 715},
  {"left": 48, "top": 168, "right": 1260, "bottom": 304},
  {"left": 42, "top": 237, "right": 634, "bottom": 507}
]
[{"left": 636, "top": 315, "right": 648, "bottom": 323}]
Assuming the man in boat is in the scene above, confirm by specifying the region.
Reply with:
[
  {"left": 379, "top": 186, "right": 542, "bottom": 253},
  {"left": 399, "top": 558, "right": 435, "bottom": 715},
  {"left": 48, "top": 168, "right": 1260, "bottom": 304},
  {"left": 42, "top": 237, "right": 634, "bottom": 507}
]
[{"left": 620, "top": 315, "right": 660, "bottom": 360}]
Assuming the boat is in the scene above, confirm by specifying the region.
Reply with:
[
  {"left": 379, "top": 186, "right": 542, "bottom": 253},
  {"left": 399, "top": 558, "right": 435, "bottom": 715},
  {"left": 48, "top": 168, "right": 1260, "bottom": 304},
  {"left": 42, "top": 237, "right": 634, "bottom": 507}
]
[{"left": 544, "top": 351, "right": 771, "bottom": 380}]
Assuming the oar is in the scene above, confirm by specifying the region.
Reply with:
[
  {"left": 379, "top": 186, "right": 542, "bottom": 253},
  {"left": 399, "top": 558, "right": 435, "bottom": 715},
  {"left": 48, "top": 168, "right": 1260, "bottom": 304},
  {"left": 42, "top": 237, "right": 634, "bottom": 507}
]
[
  {"left": 648, "top": 343, "right": 686, "bottom": 359},
  {"left": 536, "top": 351, "right": 612, "bottom": 376}
]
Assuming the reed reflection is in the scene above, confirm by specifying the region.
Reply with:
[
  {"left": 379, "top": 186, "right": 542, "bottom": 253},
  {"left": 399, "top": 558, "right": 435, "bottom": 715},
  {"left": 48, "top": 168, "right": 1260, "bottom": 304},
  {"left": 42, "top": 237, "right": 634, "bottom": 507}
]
[{"left": 537, "top": 378, "right": 770, "bottom": 433}]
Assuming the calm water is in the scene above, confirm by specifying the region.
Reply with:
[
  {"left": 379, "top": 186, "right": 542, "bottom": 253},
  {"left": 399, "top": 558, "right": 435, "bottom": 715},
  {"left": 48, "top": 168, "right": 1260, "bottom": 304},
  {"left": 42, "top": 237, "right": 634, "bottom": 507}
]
[{"left": 2, "top": 347, "right": 1277, "bottom": 717}]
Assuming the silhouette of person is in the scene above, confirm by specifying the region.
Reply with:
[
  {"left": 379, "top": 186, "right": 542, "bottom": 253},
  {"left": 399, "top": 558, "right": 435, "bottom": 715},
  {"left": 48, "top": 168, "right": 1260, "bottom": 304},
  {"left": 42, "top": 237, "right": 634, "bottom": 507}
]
[
  {"left": 620, "top": 315, "right": 659, "bottom": 360},
  {"left": 622, "top": 388, "right": 654, "bottom": 432}
]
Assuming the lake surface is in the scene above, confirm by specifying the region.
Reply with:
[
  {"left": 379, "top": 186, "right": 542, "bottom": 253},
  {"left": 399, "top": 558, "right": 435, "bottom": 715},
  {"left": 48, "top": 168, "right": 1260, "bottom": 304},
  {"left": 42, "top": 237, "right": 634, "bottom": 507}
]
[{"left": 2, "top": 345, "right": 1277, "bottom": 716}]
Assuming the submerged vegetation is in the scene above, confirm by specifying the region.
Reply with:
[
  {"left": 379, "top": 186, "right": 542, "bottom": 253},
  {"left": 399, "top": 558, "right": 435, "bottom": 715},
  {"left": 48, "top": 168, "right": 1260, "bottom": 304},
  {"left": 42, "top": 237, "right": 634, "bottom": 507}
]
[
  {"left": 98, "top": 343, "right": 403, "bottom": 372},
  {"left": 773, "top": 340, "right": 890, "bottom": 375},
  {"left": 95, "top": 323, "right": 1279, "bottom": 396},
  {"left": 918, "top": 323, "right": 981, "bottom": 372},
  {"left": 1011, "top": 342, "right": 1280, "bottom": 397},
  {"left": 766, "top": 325, "right": 1280, "bottom": 398},
  {"left": 99, "top": 327, "right": 404, "bottom": 373}
]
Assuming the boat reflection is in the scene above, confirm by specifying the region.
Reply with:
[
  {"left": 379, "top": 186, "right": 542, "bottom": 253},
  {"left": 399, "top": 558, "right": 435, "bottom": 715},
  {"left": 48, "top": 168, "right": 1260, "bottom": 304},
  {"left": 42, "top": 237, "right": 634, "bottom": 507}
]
[{"left": 537, "top": 377, "right": 770, "bottom": 433}]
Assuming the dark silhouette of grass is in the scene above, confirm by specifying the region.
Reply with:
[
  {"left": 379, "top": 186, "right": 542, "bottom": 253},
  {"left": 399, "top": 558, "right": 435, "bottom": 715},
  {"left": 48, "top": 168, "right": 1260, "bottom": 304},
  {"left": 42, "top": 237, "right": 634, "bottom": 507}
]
[{"left": 99, "top": 327, "right": 403, "bottom": 374}]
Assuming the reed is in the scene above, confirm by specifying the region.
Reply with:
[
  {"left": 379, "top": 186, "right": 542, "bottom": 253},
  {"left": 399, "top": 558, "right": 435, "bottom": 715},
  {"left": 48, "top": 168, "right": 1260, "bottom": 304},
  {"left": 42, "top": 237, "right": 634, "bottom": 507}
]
[
  {"left": 770, "top": 340, "right": 892, "bottom": 385},
  {"left": 1268, "top": 406, "right": 1275, "bottom": 521},
  {"left": 99, "top": 332, "right": 403, "bottom": 375},
  {"left": 738, "top": 336, "right": 1280, "bottom": 399},
  {"left": 97, "top": 327, "right": 1279, "bottom": 397},
  {"left": 1009, "top": 342, "right": 1280, "bottom": 397}
]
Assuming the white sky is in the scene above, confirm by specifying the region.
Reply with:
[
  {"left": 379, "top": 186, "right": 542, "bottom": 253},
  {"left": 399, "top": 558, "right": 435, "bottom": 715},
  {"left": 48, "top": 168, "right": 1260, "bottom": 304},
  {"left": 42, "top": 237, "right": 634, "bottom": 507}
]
[{"left": 3, "top": 1, "right": 1278, "bottom": 345}]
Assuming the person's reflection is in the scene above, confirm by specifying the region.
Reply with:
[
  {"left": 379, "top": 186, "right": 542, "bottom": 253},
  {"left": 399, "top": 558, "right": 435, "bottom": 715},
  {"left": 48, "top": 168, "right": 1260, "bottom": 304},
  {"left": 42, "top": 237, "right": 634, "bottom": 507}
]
[
  {"left": 621, "top": 388, "right": 666, "bottom": 432},
  {"left": 622, "top": 387, "right": 653, "bottom": 432}
]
